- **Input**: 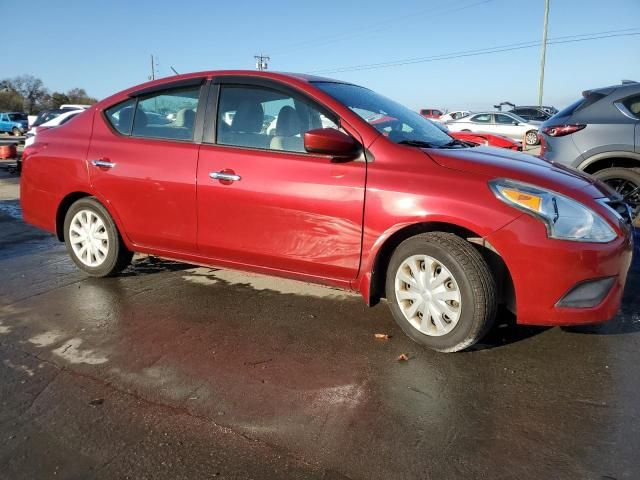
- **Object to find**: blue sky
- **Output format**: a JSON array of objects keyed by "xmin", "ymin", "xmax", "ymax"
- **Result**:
[{"xmin": 3, "ymin": 0, "xmax": 640, "ymax": 111}]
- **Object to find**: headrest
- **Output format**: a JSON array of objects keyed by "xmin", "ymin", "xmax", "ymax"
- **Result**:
[
  {"xmin": 175, "ymin": 108, "xmax": 196, "ymax": 128},
  {"xmin": 133, "ymin": 109, "xmax": 148, "ymax": 129},
  {"xmin": 231, "ymin": 101, "xmax": 264, "ymax": 133},
  {"xmin": 275, "ymin": 106, "xmax": 302, "ymax": 137}
]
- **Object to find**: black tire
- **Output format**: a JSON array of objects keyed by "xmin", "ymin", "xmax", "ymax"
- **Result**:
[
  {"xmin": 63, "ymin": 197, "xmax": 133, "ymax": 277},
  {"xmin": 593, "ymin": 167, "xmax": 640, "ymax": 227},
  {"xmin": 385, "ymin": 232, "xmax": 497, "ymax": 352},
  {"xmin": 12, "ymin": 127, "xmax": 21, "ymax": 137},
  {"xmin": 525, "ymin": 130, "xmax": 539, "ymax": 146}
]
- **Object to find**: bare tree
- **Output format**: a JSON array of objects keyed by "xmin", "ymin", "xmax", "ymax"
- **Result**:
[{"xmin": 9, "ymin": 75, "xmax": 49, "ymax": 113}]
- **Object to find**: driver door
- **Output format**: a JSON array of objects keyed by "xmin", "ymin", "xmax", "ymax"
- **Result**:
[{"xmin": 196, "ymin": 81, "xmax": 366, "ymax": 281}]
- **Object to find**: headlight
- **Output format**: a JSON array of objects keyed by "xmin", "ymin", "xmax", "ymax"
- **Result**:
[{"xmin": 489, "ymin": 179, "xmax": 617, "ymax": 243}]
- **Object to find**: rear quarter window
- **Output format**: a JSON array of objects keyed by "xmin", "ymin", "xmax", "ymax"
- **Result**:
[{"xmin": 105, "ymin": 98, "xmax": 136, "ymax": 135}]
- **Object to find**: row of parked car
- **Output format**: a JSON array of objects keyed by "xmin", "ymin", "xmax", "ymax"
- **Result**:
[
  {"xmin": 0, "ymin": 104, "xmax": 91, "ymax": 147},
  {"xmin": 419, "ymin": 105, "xmax": 557, "ymax": 148}
]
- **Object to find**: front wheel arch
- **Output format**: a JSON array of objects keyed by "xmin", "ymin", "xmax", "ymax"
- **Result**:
[{"xmin": 365, "ymin": 222, "xmax": 515, "ymax": 314}]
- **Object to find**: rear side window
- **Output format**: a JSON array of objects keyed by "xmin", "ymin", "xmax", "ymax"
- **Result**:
[
  {"xmin": 471, "ymin": 114, "xmax": 491, "ymax": 123},
  {"xmin": 556, "ymin": 92, "xmax": 605, "ymax": 118},
  {"xmin": 105, "ymin": 98, "xmax": 136, "ymax": 135},
  {"xmin": 132, "ymin": 87, "xmax": 200, "ymax": 141},
  {"xmin": 104, "ymin": 86, "xmax": 201, "ymax": 140}
]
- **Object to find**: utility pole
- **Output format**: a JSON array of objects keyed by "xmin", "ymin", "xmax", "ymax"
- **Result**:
[
  {"xmin": 150, "ymin": 54, "xmax": 155, "ymax": 80},
  {"xmin": 537, "ymin": 0, "xmax": 550, "ymax": 107},
  {"xmin": 254, "ymin": 54, "xmax": 270, "ymax": 71}
]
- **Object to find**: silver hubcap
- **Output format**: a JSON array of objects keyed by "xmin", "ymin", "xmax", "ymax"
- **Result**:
[
  {"xmin": 526, "ymin": 132, "xmax": 537, "ymax": 144},
  {"xmin": 69, "ymin": 209, "xmax": 109, "ymax": 267},
  {"xmin": 394, "ymin": 255, "xmax": 462, "ymax": 337}
]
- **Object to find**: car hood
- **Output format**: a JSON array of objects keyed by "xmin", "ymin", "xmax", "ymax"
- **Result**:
[{"xmin": 428, "ymin": 146, "xmax": 613, "ymax": 199}]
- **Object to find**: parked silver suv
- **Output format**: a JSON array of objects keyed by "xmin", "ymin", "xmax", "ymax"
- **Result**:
[{"xmin": 540, "ymin": 81, "xmax": 640, "ymax": 224}]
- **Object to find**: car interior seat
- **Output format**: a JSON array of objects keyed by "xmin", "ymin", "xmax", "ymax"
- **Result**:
[
  {"xmin": 219, "ymin": 100, "xmax": 268, "ymax": 148},
  {"xmin": 270, "ymin": 106, "xmax": 304, "ymax": 152}
]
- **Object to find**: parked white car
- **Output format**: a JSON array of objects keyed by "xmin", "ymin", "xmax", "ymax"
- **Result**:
[
  {"xmin": 25, "ymin": 110, "xmax": 82, "ymax": 146},
  {"xmin": 437, "ymin": 110, "xmax": 470, "ymax": 123},
  {"xmin": 447, "ymin": 111, "xmax": 542, "ymax": 145}
]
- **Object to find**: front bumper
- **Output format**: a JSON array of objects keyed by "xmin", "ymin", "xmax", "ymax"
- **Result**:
[{"xmin": 487, "ymin": 214, "xmax": 634, "ymax": 326}]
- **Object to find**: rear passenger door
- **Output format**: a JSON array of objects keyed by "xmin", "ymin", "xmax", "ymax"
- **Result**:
[
  {"xmin": 88, "ymin": 79, "xmax": 206, "ymax": 253},
  {"xmin": 196, "ymin": 79, "xmax": 366, "ymax": 281}
]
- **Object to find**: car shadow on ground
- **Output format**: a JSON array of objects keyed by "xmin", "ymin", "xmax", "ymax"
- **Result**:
[{"xmin": 119, "ymin": 255, "xmax": 195, "ymax": 276}]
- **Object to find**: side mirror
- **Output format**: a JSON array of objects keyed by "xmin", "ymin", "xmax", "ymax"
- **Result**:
[
  {"xmin": 513, "ymin": 121, "xmax": 520, "ymax": 126},
  {"xmin": 304, "ymin": 128, "xmax": 361, "ymax": 159}
]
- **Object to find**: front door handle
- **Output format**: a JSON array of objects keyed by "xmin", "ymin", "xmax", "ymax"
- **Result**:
[
  {"xmin": 91, "ymin": 159, "xmax": 116, "ymax": 168},
  {"xmin": 209, "ymin": 170, "xmax": 241, "ymax": 182}
]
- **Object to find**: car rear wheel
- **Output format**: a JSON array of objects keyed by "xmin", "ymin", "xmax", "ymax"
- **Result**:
[
  {"xmin": 593, "ymin": 167, "xmax": 640, "ymax": 227},
  {"xmin": 63, "ymin": 197, "xmax": 133, "ymax": 276},
  {"xmin": 385, "ymin": 232, "xmax": 497, "ymax": 352},
  {"xmin": 12, "ymin": 127, "xmax": 21, "ymax": 136},
  {"xmin": 525, "ymin": 130, "xmax": 539, "ymax": 146}
]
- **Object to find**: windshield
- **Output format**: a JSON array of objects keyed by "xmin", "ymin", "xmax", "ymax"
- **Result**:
[
  {"xmin": 314, "ymin": 82, "xmax": 453, "ymax": 147},
  {"xmin": 8, "ymin": 113, "xmax": 27, "ymax": 121}
]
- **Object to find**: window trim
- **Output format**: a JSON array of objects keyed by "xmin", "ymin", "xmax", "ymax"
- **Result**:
[
  {"xmin": 128, "ymin": 77, "xmax": 205, "ymax": 99},
  {"xmin": 203, "ymin": 77, "xmax": 345, "ymax": 156}
]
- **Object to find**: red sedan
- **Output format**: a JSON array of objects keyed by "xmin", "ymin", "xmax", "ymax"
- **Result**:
[
  {"xmin": 408, "ymin": 117, "xmax": 522, "ymax": 150},
  {"xmin": 20, "ymin": 71, "xmax": 634, "ymax": 352}
]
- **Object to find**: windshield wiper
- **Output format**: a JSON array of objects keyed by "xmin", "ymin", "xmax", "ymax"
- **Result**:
[
  {"xmin": 441, "ymin": 138, "xmax": 470, "ymax": 148},
  {"xmin": 397, "ymin": 139, "xmax": 438, "ymax": 148}
]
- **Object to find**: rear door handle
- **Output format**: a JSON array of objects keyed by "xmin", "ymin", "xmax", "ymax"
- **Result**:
[
  {"xmin": 209, "ymin": 171, "xmax": 241, "ymax": 182},
  {"xmin": 91, "ymin": 159, "xmax": 116, "ymax": 168}
]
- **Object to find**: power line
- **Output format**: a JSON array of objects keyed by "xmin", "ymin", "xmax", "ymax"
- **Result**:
[
  {"xmin": 309, "ymin": 28, "xmax": 640, "ymax": 75},
  {"xmin": 270, "ymin": 0, "xmax": 493, "ymax": 57}
]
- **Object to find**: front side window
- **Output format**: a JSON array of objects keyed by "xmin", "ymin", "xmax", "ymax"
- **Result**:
[
  {"xmin": 495, "ymin": 114, "xmax": 515, "ymax": 124},
  {"xmin": 132, "ymin": 86, "xmax": 200, "ymax": 140},
  {"xmin": 216, "ymin": 85, "xmax": 338, "ymax": 153},
  {"xmin": 315, "ymin": 82, "xmax": 452, "ymax": 147},
  {"xmin": 8, "ymin": 113, "xmax": 27, "ymax": 121},
  {"xmin": 471, "ymin": 114, "xmax": 491, "ymax": 123}
]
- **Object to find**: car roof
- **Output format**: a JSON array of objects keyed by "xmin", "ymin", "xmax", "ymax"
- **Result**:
[
  {"xmin": 96, "ymin": 70, "xmax": 353, "ymax": 108},
  {"xmin": 583, "ymin": 81, "xmax": 640, "ymax": 97}
]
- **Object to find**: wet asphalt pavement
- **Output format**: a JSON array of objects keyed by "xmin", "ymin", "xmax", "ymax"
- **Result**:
[{"xmin": 0, "ymin": 168, "xmax": 639, "ymax": 480}]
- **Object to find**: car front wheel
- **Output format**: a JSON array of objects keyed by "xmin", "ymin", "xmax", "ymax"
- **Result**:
[
  {"xmin": 525, "ymin": 130, "xmax": 539, "ymax": 146},
  {"xmin": 385, "ymin": 232, "xmax": 497, "ymax": 352},
  {"xmin": 12, "ymin": 127, "xmax": 21, "ymax": 136},
  {"xmin": 63, "ymin": 197, "xmax": 133, "ymax": 277}
]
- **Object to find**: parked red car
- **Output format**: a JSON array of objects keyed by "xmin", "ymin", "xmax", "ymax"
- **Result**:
[
  {"xmin": 419, "ymin": 108, "xmax": 443, "ymax": 119},
  {"xmin": 374, "ymin": 116, "xmax": 522, "ymax": 151},
  {"xmin": 20, "ymin": 71, "xmax": 634, "ymax": 352},
  {"xmin": 426, "ymin": 118, "xmax": 522, "ymax": 150},
  {"xmin": 450, "ymin": 131, "xmax": 521, "ymax": 150}
]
